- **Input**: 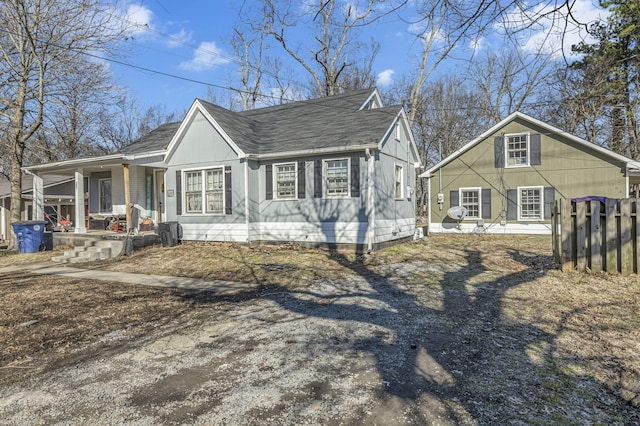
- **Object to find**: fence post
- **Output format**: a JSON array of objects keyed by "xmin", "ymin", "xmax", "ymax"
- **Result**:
[
  {"xmin": 605, "ymin": 199, "xmax": 618, "ymax": 274},
  {"xmin": 636, "ymin": 199, "xmax": 640, "ymax": 275},
  {"xmin": 590, "ymin": 199, "xmax": 603, "ymax": 273},
  {"xmin": 561, "ymin": 199, "xmax": 573, "ymax": 272},
  {"xmin": 553, "ymin": 200, "xmax": 561, "ymax": 265},
  {"xmin": 576, "ymin": 201, "xmax": 587, "ymax": 272},
  {"xmin": 621, "ymin": 198, "xmax": 632, "ymax": 276}
]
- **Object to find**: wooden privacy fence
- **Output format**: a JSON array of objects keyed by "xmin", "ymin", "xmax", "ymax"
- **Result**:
[{"xmin": 552, "ymin": 198, "xmax": 640, "ymax": 275}]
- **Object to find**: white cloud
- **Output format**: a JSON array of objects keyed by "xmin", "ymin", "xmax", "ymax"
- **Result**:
[
  {"xmin": 167, "ymin": 29, "xmax": 192, "ymax": 48},
  {"xmin": 496, "ymin": 0, "xmax": 609, "ymax": 58},
  {"xmin": 124, "ymin": 4, "xmax": 153, "ymax": 35},
  {"xmin": 377, "ymin": 69, "xmax": 395, "ymax": 87},
  {"xmin": 180, "ymin": 41, "xmax": 231, "ymax": 72}
]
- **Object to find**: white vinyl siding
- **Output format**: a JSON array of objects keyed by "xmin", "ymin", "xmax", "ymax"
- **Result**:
[{"xmin": 324, "ymin": 159, "xmax": 349, "ymax": 197}]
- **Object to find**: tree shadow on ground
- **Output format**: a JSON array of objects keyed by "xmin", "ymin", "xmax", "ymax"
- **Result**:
[{"xmin": 177, "ymin": 246, "xmax": 639, "ymax": 424}]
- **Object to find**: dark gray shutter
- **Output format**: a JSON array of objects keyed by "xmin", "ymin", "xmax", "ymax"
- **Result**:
[
  {"xmin": 494, "ymin": 136, "xmax": 504, "ymax": 168},
  {"xmin": 175, "ymin": 170, "xmax": 182, "ymax": 216},
  {"xmin": 482, "ymin": 188, "xmax": 491, "ymax": 219},
  {"xmin": 450, "ymin": 190, "xmax": 459, "ymax": 208},
  {"xmin": 224, "ymin": 166, "xmax": 232, "ymax": 215},
  {"xmin": 351, "ymin": 157, "xmax": 360, "ymax": 197},
  {"xmin": 530, "ymin": 134, "xmax": 541, "ymax": 166},
  {"xmin": 297, "ymin": 161, "xmax": 305, "ymax": 199},
  {"xmin": 544, "ymin": 187, "xmax": 555, "ymax": 219},
  {"xmin": 265, "ymin": 164, "xmax": 273, "ymax": 200},
  {"xmin": 314, "ymin": 160, "xmax": 322, "ymax": 198},
  {"xmin": 506, "ymin": 189, "xmax": 517, "ymax": 220}
]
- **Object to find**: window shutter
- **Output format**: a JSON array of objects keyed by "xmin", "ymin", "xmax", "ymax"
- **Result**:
[
  {"xmin": 506, "ymin": 189, "xmax": 517, "ymax": 220},
  {"xmin": 449, "ymin": 190, "xmax": 459, "ymax": 208},
  {"xmin": 225, "ymin": 166, "xmax": 232, "ymax": 215},
  {"xmin": 175, "ymin": 170, "xmax": 182, "ymax": 216},
  {"xmin": 494, "ymin": 136, "xmax": 504, "ymax": 168},
  {"xmin": 265, "ymin": 164, "xmax": 273, "ymax": 200},
  {"xmin": 544, "ymin": 187, "xmax": 555, "ymax": 219},
  {"xmin": 530, "ymin": 134, "xmax": 541, "ymax": 166},
  {"xmin": 482, "ymin": 188, "xmax": 491, "ymax": 219},
  {"xmin": 297, "ymin": 161, "xmax": 305, "ymax": 199},
  {"xmin": 314, "ymin": 160, "xmax": 322, "ymax": 198},
  {"xmin": 351, "ymin": 157, "xmax": 360, "ymax": 197}
]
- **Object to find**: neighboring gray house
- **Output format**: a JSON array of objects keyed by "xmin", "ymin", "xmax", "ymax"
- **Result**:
[
  {"xmin": 0, "ymin": 174, "xmax": 76, "ymax": 242},
  {"xmin": 24, "ymin": 88, "xmax": 422, "ymax": 250}
]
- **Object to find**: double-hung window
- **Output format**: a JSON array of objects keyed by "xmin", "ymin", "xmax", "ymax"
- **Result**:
[
  {"xmin": 275, "ymin": 163, "xmax": 296, "ymax": 199},
  {"xmin": 395, "ymin": 164, "xmax": 404, "ymax": 199},
  {"xmin": 184, "ymin": 167, "xmax": 224, "ymax": 214},
  {"xmin": 460, "ymin": 188, "xmax": 480, "ymax": 219},
  {"xmin": 518, "ymin": 186, "xmax": 543, "ymax": 220},
  {"xmin": 205, "ymin": 169, "xmax": 224, "ymax": 214},
  {"xmin": 506, "ymin": 133, "xmax": 529, "ymax": 167},
  {"xmin": 325, "ymin": 159, "xmax": 349, "ymax": 197}
]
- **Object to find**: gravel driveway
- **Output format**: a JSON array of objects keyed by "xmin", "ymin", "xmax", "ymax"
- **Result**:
[{"xmin": 0, "ymin": 241, "xmax": 638, "ymax": 425}]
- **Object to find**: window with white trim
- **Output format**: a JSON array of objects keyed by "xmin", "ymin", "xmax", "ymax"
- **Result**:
[
  {"xmin": 506, "ymin": 133, "xmax": 529, "ymax": 167},
  {"xmin": 395, "ymin": 164, "xmax": 404, "ymax": 199},
  {"xmin": 460, "ymin": 188, "xmax": 480, "ymax": 219},
  {"xmin": 324, "ymin": 159, "xmax": 349, "ymax": 197},
  {"xmin": 274, "ymin": 162, "xmax": 297, "ymax": 199},
  {"xmin": 518, "ymin": 186, "xmax": 542, "ymax": 220},
  {"xmin": 184, "ymin": 167, "xmax": 224, "ymax": 214}
]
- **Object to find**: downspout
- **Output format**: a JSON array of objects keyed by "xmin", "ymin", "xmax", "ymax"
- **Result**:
[
  {"xmin": 427, "ymin": 176, "xmax": 432, "ymax": 235},
  {"xmin": 1, "ymin": 198, "xmax": 5, "ymax": 241},
  {"xmin": 366, "ymin": 148, "xmax": 375, "ymax": 252},
  {"xmin": 244, "ymin": 160, "xmax": 250, "ymax": 242}
]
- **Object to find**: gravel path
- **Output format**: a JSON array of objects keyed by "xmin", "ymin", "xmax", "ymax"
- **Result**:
[{"xmin": 0, "ymin": 258, "xmax": 637, "ymax": 425}]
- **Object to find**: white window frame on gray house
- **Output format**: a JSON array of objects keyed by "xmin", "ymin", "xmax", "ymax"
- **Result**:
[
  {"xmin": 518, "ymin": 186, "xmax": 543, "ymax": 220},
  {"xmin": 505, "ymin": 133, "xmax": 530, "ymax": 167},
  {"xmin": 324, "ymin": 158, "xmax": 350, "ymax": 197},
  {"xmin": 395, "ymin": 164, "xmax": 404, "ymax": 199},
  {"xmin": 98, "ymin": 178, "xmax": 112, "ymax": 213},
  {"xmin": 183, "ymin": 166, "xmax": 225, "ymax": 215},
  {"xmin": 273, "ymin": 162, "xmax": 297, "ymax": 199},
  {"xmin": 459, "ymin": 187, "xmax": 481, "ymax": 219}
]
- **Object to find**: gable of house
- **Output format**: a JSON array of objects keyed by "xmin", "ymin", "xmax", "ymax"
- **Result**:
[{"xmin": 425, "ymin": 112, "xmax": 639, "ymax": 234}]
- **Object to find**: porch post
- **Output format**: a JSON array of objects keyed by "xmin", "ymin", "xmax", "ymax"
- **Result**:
[
  {"xmin": 123, "ymin": 163, "xmax": 131, "ymax": 232},
  {"xmin": 74, "ymin": 169, "xmax": 86, "ymax": 233},
  {"xmin": 32, "ymin": 173, "xmax": 44, "ymax": 221}
]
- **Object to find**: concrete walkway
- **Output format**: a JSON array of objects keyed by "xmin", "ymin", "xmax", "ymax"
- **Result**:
[{"xmin": 0, "ymin": 262, "xmax": 257, "ymax": 294}]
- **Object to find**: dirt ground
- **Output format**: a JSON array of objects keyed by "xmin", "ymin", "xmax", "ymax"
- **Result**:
[{"xmin": 0, "ymin": 235, "xmax": 639, "ymax": 425}]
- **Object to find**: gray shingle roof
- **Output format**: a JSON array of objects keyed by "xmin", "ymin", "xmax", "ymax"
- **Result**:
[
  {"xmin": 120, "ymin": 88, "xmax": 401, "ymax": 157},
  {"xmin": 120, "ymin": 121, "xmax": 182, "ymax": 155}
]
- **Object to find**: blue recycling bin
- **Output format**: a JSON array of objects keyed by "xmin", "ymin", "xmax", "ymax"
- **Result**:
[{"xmin": 11, "ymin": 221, "xmax": 47, "ymax": 253}]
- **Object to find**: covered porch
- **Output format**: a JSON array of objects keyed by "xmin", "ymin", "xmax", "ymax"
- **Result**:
[{"xmin": 24, "ymin": 154, "xmax": 168, "ymax": 235}]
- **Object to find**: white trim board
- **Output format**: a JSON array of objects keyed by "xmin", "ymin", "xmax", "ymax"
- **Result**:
[{"xmin": 428, "ymin": 221, "xmax": 552, "ymax": 235}]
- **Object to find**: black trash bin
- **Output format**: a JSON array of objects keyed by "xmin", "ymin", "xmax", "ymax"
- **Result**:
[
  {"xmin": 158, "ymin": 221, "xmax": 181, "ymax": 247},
  {"xmin": 43, "ymin": 231, "xmax": 54, "ymax": 251}
]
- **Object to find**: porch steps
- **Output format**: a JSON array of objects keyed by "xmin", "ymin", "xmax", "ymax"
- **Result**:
[{"xmin": 51, "ymin": 239, "xmax": 124, "ymax": 264}]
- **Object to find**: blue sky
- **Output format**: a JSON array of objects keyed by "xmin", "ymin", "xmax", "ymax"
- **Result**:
[{"xmin": 109, "ymin": 0, "xmax": 608, "ymax": 114}]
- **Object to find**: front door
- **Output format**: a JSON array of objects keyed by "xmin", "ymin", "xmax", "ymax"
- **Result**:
[{"xmin": 154, "ymin": 170, "xmax": 165, "ymax": 223}]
